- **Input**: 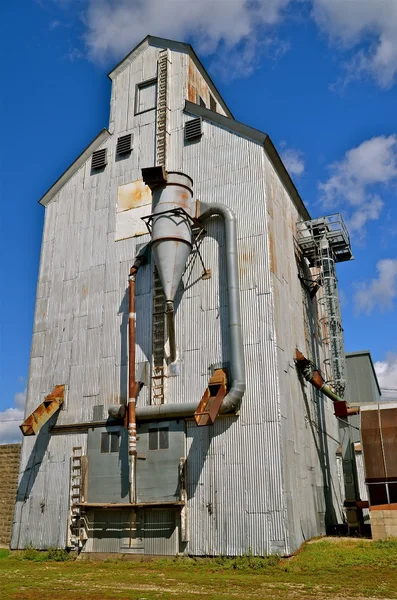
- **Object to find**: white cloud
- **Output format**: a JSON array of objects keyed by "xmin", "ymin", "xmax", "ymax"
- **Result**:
[
  {"xmin": 0, "ymin": 388, "xmax": 26, "ymax": 445},
  {"xmin": 81, "ymin": 0, "xmax": 291, "ymax": 73},
  {"xmin": 319, "ymin": 135, "xmax": 397, "ymax": 238},
  {"xmin": 280, "ymin": 146, "xmax": 305, "ymax": 176},
  {"xmin": 375, "ymin": 354, "xmax": 397, "ymax": 400},
  {"xmin": 311, "ymin": 0, "xmax": 397, "ymax": 89},
  {"xmin": 354, "ymin": 258, "xmax": 397, "ymax": 315}
]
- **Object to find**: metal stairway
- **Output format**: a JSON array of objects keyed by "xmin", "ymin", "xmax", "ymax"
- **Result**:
[
  {"xmin": 67, "ymin": 446, "xmax": 84, "ymax": 548},
  {"xmin": 296, "ymin": 214, "xmax": 353, "ymax": 397}
]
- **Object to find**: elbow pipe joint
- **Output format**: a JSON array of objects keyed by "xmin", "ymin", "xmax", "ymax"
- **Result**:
[{"xmin": 198, "ymin": 201, "xmax": 246, "ymax": 414}]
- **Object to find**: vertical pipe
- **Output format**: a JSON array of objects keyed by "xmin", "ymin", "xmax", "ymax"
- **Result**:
[
  {"xmin": 128, "ymin": 267, "xmax": 137, "ymax": 504},
  {"xmin": 166, "ymin": 301, "xmax": 176, "ymax": 363},
  {"xmin": 127, "ymin": 252, "xmax": 148, "ymax": 503}
]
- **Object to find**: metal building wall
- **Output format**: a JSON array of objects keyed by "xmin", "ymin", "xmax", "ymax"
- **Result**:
[
  {"xmin": 13, "ymin": 40, "xmax": 342, "ymax": 555},
  {"xmin": 263, "ymin": 156, "xmax": 344, "ymax": 550}
]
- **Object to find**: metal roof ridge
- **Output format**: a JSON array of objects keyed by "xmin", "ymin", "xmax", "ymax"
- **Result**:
[
  {"xmin": 39, "ymin": 128, "xmax": 111, "ymax": 207},
  {"xmin": 184, "ymin": 100, "xmax": 311, "ymax": 222}
]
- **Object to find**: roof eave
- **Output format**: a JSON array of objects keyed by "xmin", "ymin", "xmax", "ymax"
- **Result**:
[
  {"xmin": 39, "ymin": 128, "xmax": 111, "ymax": 207},
  {"xmin": 184, "ymin": 101, "xmax": 310, "ymax": 222}
]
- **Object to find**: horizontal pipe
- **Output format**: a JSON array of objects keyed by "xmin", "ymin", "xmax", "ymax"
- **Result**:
[{"xmin": 136, "ymin": 402, "xmax": 198, "ymax": 420}]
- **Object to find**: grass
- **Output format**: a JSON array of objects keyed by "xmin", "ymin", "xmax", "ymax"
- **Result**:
[{"xmin": 1, "ymin": 538, "xmax": 397, "ymax": 599}]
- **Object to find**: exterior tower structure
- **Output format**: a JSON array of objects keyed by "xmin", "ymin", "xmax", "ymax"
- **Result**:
[{"xmin": 13, "ymin": 36, "xmax": 351, "ymax": 555}]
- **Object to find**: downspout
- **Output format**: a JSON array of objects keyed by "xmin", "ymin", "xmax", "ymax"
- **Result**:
[
  {"xmin": 127, "ymin": 251, "xmax": 148, "ymax": 503},
  {"xmin": 134, "ymin": 201, "xmax": 246, "ymax": 420}
]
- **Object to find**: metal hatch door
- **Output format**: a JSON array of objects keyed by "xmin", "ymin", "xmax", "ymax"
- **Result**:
[
  {"xmin": 136, "ymin": 420, "xmax": 185, "ymax": 502},
  {"xmin": 87, "ymin": 426, "xmax": 129, "ymax": 503}
]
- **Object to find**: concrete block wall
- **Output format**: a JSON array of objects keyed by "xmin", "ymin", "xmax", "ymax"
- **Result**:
[
  {"xmin": 370, "ymin": 509, "xmax": 397, "ymax": 539},
  {"xmin": 0, "ymin": 444, "xmax": 21, "ymax": 545}
]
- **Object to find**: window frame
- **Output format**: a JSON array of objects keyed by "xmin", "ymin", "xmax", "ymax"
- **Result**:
[
  {"xmin": 148, "ymin": 426, "xmax": 169, "ymax": 451},
  {"xmin": 100, "ymin": 431, "xmax": 120, "ymax": 454},
  {"xmin": 134, "ymin": 78, "xmax": 158, "ymax": 115}
]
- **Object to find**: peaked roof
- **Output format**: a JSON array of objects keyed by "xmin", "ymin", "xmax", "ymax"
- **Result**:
[
  {"xmin": 107, "ymin": 35, "xmax": 233, "ymax": 119},
  {"xmin": 39, "ymin": 128, "xmax": 110, "ymax": 206}
]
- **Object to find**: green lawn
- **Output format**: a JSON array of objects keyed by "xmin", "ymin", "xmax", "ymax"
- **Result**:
[{"xmin": 1, "ymin": 539, "xmax": 397, "ymax": 599}]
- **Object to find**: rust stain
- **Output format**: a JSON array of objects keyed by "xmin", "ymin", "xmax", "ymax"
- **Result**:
[
  {"xmin": 188, "ymin": 58, "xmax": 196, "ymax": 102},
  {"xmin": 117, "ymin": 179, "xmax": 152, "ymax": 212},
  {"xmin": 20, "ymin": 385, "xmax": 65, "ymax": 436},
  {"xmin": 268, "ymin": 227, "xmax": 276, "ymax": 274},
  {"xmin": 238, "ymin": 247, "xmax": 254, "ymax": 275},
  {"xmin": 194, "ymin": 369, "xmax": 228, "ymax": 427}
]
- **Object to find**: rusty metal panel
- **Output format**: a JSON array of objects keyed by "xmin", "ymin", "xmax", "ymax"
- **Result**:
[
  {"xmin": 361, "ymin": 409, "xmax": 385, "ymax": 481},
  {"xmin": 379, "ymin": 408, "xmax": 397, "ymax": 479},
  {"xmin": 117, "ymin": 179, "xmax": 152, "ymax": 212}
]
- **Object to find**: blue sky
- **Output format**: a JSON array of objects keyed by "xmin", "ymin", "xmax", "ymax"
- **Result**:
[{"xmin": 1, "ymin": 0, "xmax": 397, "ymax": 441}]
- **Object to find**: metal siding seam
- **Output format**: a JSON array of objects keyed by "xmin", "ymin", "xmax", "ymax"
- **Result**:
[
  {"xmin": 135, "ymin": 293, "xmax": 152, "ymax": 364},
  {"xmin": 102, "ymin": 291, "xmax": 119, "ymax": 359},
  {"xmin": 99, "ymin": 356, "xmax": 117, "ymax": 406},
  {"xmin": 71, "ymin": 316, "xmax": 88, "ymax": 366},
  {"xmin": 92, "ymin": 208, "xmax": 108, "ymax": 267},
  {"xmin": 87, "ymin": 264, "xmax": 105, "ymax": 330},
  {"xmin": 143, "ymin": 509, "xmax": 179, "ymax": 555},
  {"xmin": 83, "ymin": 327, "xmax": 101, "ymax": 396},
  {"xmin": 239, "ymin": 344, "xmax": 263, "ymax": 426}
]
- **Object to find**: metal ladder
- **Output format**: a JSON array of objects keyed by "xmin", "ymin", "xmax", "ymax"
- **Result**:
[
  {"xmin": 317, "ymin": 239, "xmax": 346, "ymax": 397},
  {"xmin": 156, "ymin": 49, "xmax": 169, "ymax": 168},
  {"xmin": 150, "ymin": 49, "xmax": 170, "ymax": 405},
  {"xmin": 152, "ymin": 268, "xmax": 166, "ymax": 405},
  {"xmin": 67, "ymin": 446, "xmax": 83, "ymax": 548}
]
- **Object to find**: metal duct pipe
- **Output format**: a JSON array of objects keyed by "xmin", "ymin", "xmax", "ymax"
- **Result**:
[
  {"xmin": 198, "ymin": 202, "xmax": 246, "ymax": 413},
  {"xmin": 127, "ymin": 250, "xmax": 148, "ymax": 503},
  {"xmin": 134, "ymin": 201, "xmax": 246, "ymax": 421},
  {"xmin": 295, "ymin": 349, "xmax": 343, "ymax": 402}
]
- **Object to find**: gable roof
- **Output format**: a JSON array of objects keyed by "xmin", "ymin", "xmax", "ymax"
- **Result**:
[
  {"xmin": 39, "ymin": 128, "xmax": 111, "ymax": 207},
  {"xmin": 107, "ymin": 35, "xmax": 233, "ymax": 119},
  {"xmin": 184, "ymin": 101, "xmax": 311, "ymax": 222}
]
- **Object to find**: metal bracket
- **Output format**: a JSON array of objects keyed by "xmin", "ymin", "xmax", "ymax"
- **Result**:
[{"xmin": 141, "ymin": 207, "xmax": 210, "ymax": 278}]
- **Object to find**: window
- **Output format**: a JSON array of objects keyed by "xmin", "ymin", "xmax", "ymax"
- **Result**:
[
  {"xmin": 135, "ymin": 79, "xmax": 157, "ymax": 114},
  {"xmin": 148, "ymin": 427, "xmax": 169, "ymax": 451},
  {"xmin": 197, "ymin": 94, "xmax": 206, "ymax": 108},
  {"xmin": 101, "ymin": 432, "xmax": 120, "ymax": 453},
  {"xmin": 209, "ymin": 94, "xmax": 217, "ymax": 112}
]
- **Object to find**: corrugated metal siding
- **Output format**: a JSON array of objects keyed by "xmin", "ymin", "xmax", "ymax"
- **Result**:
[{"xmin": 15, "ymin": 42, "xmax": 342, "ymax": 556}]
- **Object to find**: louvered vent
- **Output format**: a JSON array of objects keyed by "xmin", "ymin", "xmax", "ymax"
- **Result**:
[
  {"xmin": 185, "ymin": 118, "xmax": 202, "ymax": 141},
  {"xmin": 116, "ymin": 134, "xmax": 133, "ymax": 155},
  {"xmin": 91, "ymin": 148, "xmax": 107, "ymax": 170}
]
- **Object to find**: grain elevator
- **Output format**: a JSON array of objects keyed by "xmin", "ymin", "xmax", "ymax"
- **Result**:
[{"xmin": 12, "ymin": 36, "xmax": 358, "ymax": 556}]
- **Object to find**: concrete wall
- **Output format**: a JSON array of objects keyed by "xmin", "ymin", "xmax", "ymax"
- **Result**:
[
  {"xmin": 370, "ymin": 509, "xmax": 397, "ymax": 540},
  {"xmin": 0, "ymin": 444, "xmax": 21, "ymax": 546}
]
